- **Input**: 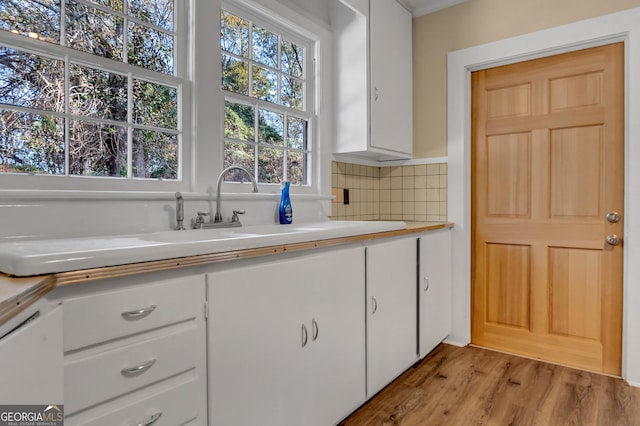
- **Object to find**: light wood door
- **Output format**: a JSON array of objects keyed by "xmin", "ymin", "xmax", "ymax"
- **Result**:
[{"xmin": 471, "ymin": 43, "xmax": 624, "ymax": 375}]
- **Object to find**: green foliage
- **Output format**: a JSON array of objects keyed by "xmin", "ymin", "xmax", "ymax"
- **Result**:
[
  {"xmin": 0, "ymin": 0, "xmax": 178, "ymax": 178},
  {"xmin": 221, "ymin": 10, "xmax": 308, "ymax": 185}
]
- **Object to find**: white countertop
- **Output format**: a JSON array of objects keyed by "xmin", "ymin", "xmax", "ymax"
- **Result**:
[{"xmin": 0, "ymin": 220, "xmax": 406, "ymax": 276}]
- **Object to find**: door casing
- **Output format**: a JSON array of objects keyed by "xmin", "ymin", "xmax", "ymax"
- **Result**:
[{"xmin": 446, "ymin": 7, "xmax": 640, "ymax": 385}]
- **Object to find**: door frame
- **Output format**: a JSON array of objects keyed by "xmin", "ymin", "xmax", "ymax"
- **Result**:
[{"xmin": 447, "ymin": 7, "xmax": 640, "ymax": 385}]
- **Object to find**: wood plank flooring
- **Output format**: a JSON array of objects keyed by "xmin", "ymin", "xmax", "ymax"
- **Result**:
[{"xmin": 340, "ymin": 344, "xmax": 640, "ymax": 426}]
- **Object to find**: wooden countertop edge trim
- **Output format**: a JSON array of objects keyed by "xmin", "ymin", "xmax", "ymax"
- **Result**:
[
  {"xmin": 0, "ymin": 222, "xmax": 453, "ymax": 325},
  {"xmin": 53, "ymin": 223, "xmax": 452, "ymax": 286},
  {"xmin": 0, "ymin": 276, "xmax": 56, "ymax": 328}
]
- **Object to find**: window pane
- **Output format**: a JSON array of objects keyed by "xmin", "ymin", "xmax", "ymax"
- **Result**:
[
  {"xmin": 70, "ymin": 63, "xmax": 127, "ymax": 121},
  {"xmin": 287, "ymin": 116, "xmax": 306, "ymax": 149},
  {"xmin": 252, "ymin": 26, "xmax": 277, "ymax": 68},
  {"xmin": 252, "ymin": 65, "xmax": 277, "ymax": 103},
  {"xmin": 223, "ymin": 141, "xmax": 255, "ymax": 181},
  {"xmin": 132, "ymin": 129, "xmax": 177, "ymax": 179},
  {"xmin": 221, "ymin": 11, "xmax": 248, "ymax": 57},
  {"xmin": 281, "ymin": 75, "xmax": 303, "ymax": 110},
  {"xmin": 133, "ymin": 79, "xmax": 177, "ymax": 129},
  {"xmin": 86, "ymin": 0, "xmax": 123, "ymax": 11},
  {"xmin": 257, "ymin": 146, "xmax": 282, "ymax": 184},
  {"xmin": 128, "ymin": 22, "xmax": 174, "ymax": 74},
  {"xmin": 1, "ymin": 47, "xmax": 65, "ymax": 112},
  {"xmin": 258, "ymin": 109, "xmax": 283, "ymax": 146},
  {"xmin": 225, "ymin": 102, "xmax": 254, "ymax": 141},
  {"xmin": 69, "ymin": 120, "xmax": 127, "ymax": 176},
  {"xmin": 130, "ymin": 0, "xmax": 173, "ymax": 32},
  {"xmin": 66, "ymin": 2, "xmax": 124, "ymax": 61},
  {"xmin": 222, "ymin": 55, "xmax": 249, "ymax": 95},
  {"xmin": 0, "ymin": 0, "xmax": 60, "ymax": 43},
  {"xmin": 287, "ymin": 150, "xmax": 306, "ymax": 185},
  {"xmin": 0, "ymin": 109, "xmax": 64, "ymax": 174},
  {"xmin": 281, "ymin": 40, "xmax": 303, "ymax": 77}
]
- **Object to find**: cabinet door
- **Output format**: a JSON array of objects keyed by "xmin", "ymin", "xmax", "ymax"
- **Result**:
[
  {"xmin": 0, "ymin": 301, "xmax": 63, "ymax": 404},
  {"xmin": 366, "ymin": 237, "xmax": 417, "ymax": 396},
  {"xmin": 207, "ymin": 247, "xmax": 366, "ymax": 426},
  {"xmin": 208, "ymin": 259, "xmax": 308, "ymax": 426},
  {"xmin": 369, "ymin": 0, "xmax": 412, "ymax": 156},
  {"xmin": 419, "ymin": 229, "xmax": 452, "ymax": 358},
  {"xmin": 306, "ymin": 247, "xmax": 366, "ymax": 426}
]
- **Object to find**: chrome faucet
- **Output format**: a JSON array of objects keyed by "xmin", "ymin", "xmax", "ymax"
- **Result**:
[
  {"xmin": 214, "ymin": 165, "xmax": 258, "ymax": 223},
  {"xmin": 174, "ymin": 192, "xmax": 185, "ymax": 230}
]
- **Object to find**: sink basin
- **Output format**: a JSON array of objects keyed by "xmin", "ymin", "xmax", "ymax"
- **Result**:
[
  {"xmin": 0, "ymin": 220, "xmax": 406, "ymax": 276},
  {"xmin": 142, "ymin": 229, "xmax": 262, "ymax": 243}
]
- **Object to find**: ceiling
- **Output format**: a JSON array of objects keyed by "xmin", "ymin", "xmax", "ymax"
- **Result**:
[
  {"xmin": 400, "ymin": 0, "xmax": 467, "ymax": 16},
  {"xmin": 277, "ymin": 0, "xmax": 466, "ymax": 26}
]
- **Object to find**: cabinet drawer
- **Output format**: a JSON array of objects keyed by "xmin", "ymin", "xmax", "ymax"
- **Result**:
[
  {"xmin": 65, "ymin": 374, "xmax": 201, "ymax": 426},
  {"xmin": 65, "ymin": 324, "xmax": 199, "ymax": 415},
  {"xmin": 63, "ymin": 275, "xmax": 204, "ymax": 351}
]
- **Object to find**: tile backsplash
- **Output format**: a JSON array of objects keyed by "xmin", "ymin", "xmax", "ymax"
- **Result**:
[{"xmin": 331, "ymin": 162, "xmax": 448, "ymax": 222}]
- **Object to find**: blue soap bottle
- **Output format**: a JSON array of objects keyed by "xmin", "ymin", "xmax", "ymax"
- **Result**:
[{"xmin": 279, "ymin": 181, "xmax": 293, "ymax": 224}]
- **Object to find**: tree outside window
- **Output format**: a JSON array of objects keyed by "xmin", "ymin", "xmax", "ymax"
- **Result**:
[
  {"xmin": 0, "ymin": 0, "xmax": 181, "ymax": 179},
  {"xmin": 221, "ymin": 9, "xmax": 311, "ymax": 186}
]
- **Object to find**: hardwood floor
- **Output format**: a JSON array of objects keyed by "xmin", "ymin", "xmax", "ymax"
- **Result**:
[{"xmin": 340, "ymin": 344, "xmax": 640, "ymax": 426}]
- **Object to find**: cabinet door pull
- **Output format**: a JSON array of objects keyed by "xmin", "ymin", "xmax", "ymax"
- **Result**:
[
  {"xmin": 121, "ymin": 305, "xmax": 157, "ymax": 320},
  {"xmin": 121, "ymin": 359, "xmax": 156, "ymax": 377},
  {"xmin": 135, "ymin": 412, "xmax": 162, "ymax": 426},
  {"xmin": 424, "ymin": 277, "xmax": 430, "ymax": 292},
  {"xmin": 301, "ymin": 324, "xmax": 308, "ymax": 348},
  {"xmin": 372, "ymin": 296, "xmax": 378, "ymax": 314},
  {"xmin": 312, "ymin": 318, "xmax": 319, "ymax": 341}
]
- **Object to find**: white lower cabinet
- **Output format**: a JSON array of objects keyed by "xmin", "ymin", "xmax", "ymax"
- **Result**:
[
  {"xmin": 207, "ymin": 247, "xmax": 366, "ymax": 426},
  {"xmin": 55, "ymin": 273, "xmax": 208, "ymax": 425},
  {"xmin": 419, "ymin": 228, "xmax": 452, "ymax": 358},
  {"xmin": 365, "ymin": 237, "xmax": 418, "ymax": 397},
  {"xmin": 0, "ymin": 228, "xmax": 452, "ymax": 425},
  {"xmin": 0, "ymin": 298, "xmax": 63, "ymax": 405}
]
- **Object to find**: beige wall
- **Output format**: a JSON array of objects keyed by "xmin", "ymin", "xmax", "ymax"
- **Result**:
[{"xmin": 413, "ymin": 0, "xmax": 640, "ymax": 158}]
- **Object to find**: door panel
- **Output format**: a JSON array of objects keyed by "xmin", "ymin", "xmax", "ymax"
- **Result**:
[
  {"xmin": 486, "ymin": 133, "xmax": 532, "ymax": 217},
  {"xmin": 550, "ymin": 126, "xmax": 602, "ymax": 218},
  {"xmin": 471, "ymin": 43, "xmax": 624, "ymax": 375},
  {"xmin": 485, "ymin": 243, "xmax": 531, "ymax": 329},
  {"xmin": 548, "ymin": 247, "xmax": 602, "ymax": 340}
]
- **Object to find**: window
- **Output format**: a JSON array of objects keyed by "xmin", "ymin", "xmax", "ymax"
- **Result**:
[
  {"xmin": 221, "ymin": 8, "xmax": 312, "ymax": 186},
  {"xmin": 0, "ymin": 0, "xmax": 183, "ymax": 180}
]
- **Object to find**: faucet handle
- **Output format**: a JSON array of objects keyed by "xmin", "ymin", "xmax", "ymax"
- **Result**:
[
  {"xmin": 231, "ymin": 209, "xmax": 246, "ymax": 222},
  {"xmin": 196, "ymin": 211, "xmax": 210, "ymax": 224}
]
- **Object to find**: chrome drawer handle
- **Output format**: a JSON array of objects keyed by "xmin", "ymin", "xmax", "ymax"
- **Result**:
[
  {"xmin": 301, "ymin": 324, "xmax": 308, "ymax": 348},
  {"xmin": 312, "ymin": 318, "xmax": 319, "ymax": 342},
  {"xmin": 372, "ymin": 296, "xmax": 378, "ymax": 314},
  {"xmin": 121, "ymin": 359, "xmax": 156, "ymax": 377},
  {"xmin": 136, "ymin": 412, "xmax": 162, "ymax": 426},
  {"xmin": 122, "ymin": 305, "xmax": 157, "ymax": 320}
]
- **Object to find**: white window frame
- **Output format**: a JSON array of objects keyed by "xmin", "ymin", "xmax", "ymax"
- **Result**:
[
  {"xmin": 0, "ymin": 0, "xmax": 332, "ymax": 198},
  {"xmin": 221, "ymin": 1, "xmax": 315, "ymax": 188},
  {"xmin": 0, "ymin": 0, "xmax": 191, "ymax": 192}
]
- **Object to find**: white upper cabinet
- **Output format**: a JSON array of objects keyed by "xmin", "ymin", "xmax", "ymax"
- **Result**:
[{"xmin": 331, "ymin": 0, "xmax": 413, "ymax": 160}]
